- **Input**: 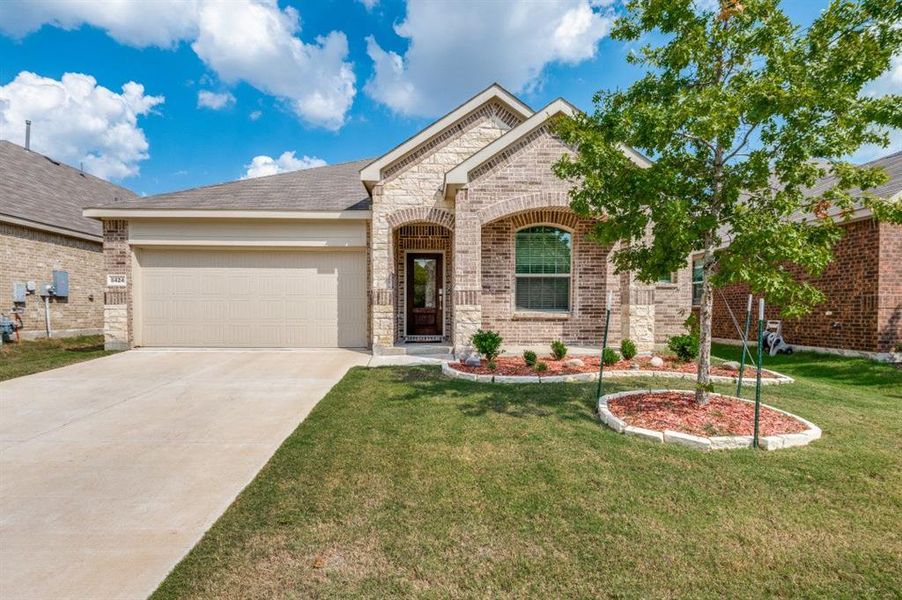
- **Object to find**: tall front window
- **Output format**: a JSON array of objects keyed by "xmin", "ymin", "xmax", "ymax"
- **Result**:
[
  {"xmin": 692, "ymin": 258, "xmax": 704, "ymax": 305},
  {"xmin": 515, "ymin": 226, "xmax": 572, "ymax": 311}
]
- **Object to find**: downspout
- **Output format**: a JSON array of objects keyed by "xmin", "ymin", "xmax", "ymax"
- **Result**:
[{"xmin": 44, "ymin": 295, "xmax": 52, "ymax": 338}]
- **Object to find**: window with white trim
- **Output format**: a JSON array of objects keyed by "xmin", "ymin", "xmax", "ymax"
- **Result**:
[
  {"xmin": 515, "ymin": 226, "xmax": 572, "ymax": 311},
  {"xmin": 692, "ymin": 259, "xmax": 704, "ymax": 305}
]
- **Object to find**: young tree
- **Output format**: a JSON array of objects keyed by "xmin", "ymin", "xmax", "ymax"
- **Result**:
[{"xmin": 554, "ymin": 0, "xmax": 901, "ymax": 404}]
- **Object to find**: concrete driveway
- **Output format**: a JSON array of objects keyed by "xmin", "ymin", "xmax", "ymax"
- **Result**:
[{"xmin": 0, "ymin": 349, "xmax": 370, "ymax": 600}]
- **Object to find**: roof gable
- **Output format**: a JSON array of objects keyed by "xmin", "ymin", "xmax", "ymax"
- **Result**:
[
  {"xmin": 443, "ymin": 98, "xmax": 651, "ymax": 197},
  {"xmin": 359, "ymin": 83, "xmax": 534, "ymax": 187}
]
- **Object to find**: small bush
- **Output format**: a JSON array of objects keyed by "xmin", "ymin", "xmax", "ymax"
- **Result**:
[
  {"xmin": 535, "ymin": 361, "xmax": 548, "ymax": 373},
  {"xmin": 523, "ymin": 350, "xmax": 537, "ymax": 367},
  {"xmin": 487, "ymin": 360, "xmax": 497, "ymax": 372},
  {"xmin": 620, "ymin": 339, "xmax": 637, "ymax": 360},
  {"xmin": 668, "ymin": 334, "xmax": 699, "ymax": 362},
  {"xmin": 602, "ymin": 347, "xmax": 620, "ymax": 366},
  {"xmin": 550, "ymin": 340, "xmax": 568, "ymax": 360},
  {"xmin": 471, "ymin": 329, "xmax": 503, "ymax": 361}
]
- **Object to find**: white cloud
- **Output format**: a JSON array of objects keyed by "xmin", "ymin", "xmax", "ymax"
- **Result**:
[
  {"xmin": 358, "ymin": 0, "xmax": 379, "ymax": 10},
  {"xmin": 852, "ymin": 53, "xmax": 902, "ymax": 163},
  {"xmin": 192, "ymin": 0, "xmax": 354, "ymax": 129},
  {"xmin": 197, "ymin": 89, "xmax": 235, "ymax": 110},
  {"xmin": 0, "ymin": 71, "xmax": 163, "ymax": 180},
  {"xmin": 242, "ymin": 151, "xmax": 326, "ymax": 179},
  {"xmin": 365, "ymin": 0, "xmax": 613, "ymax": 117},
  {"xmin": 0, "ymin": 0, "xmax": 355, "ymax": 129},
  {"xmin": 249, "ymin": 110, "xmax": 262, "ymax": 121},
  {"xmin": 0, "ymin": 0, "xmax": 199, "ymax": 47}
]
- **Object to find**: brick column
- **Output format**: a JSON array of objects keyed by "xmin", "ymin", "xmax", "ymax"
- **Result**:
[
  {"xmin": 453, "ymin": 192, "xmax": 482, "ymax": 356},
  {"xmin": 102, "ymin": 219, "xmax": 132, "ymax": 351},
  {"xmin": 621, "ymin": 272, "xmax": 656, "ymax": 353},
  {"xmin": 369, "ymin": 185, "xmax": 395, "ymax": 351}
]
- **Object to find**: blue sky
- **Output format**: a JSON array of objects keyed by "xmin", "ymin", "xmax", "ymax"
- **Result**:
[{"xmin": 0, "ymin": 0, "xmax": 894, "ymax": 196}]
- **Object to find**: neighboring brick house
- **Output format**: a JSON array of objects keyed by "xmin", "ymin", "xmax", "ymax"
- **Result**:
[
  {"xmin": 86, "ymin": 85, "xmax": 695, "ymax": 355},
  {"xmin": 696, "ymin": 151, "xmax": 902, "ymax": 359},
  {"xmin": 1, "ymin": 140, "xmax": 135, "ymax": 340}
]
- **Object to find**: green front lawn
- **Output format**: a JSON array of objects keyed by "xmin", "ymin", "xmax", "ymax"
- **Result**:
[
  {"xmin": 154, "ymin": 345, "xmax": 902, "ymax": 598},
  {"xmin": 0, "ymin": 335, "xmax": 118, "ymax": 382}
]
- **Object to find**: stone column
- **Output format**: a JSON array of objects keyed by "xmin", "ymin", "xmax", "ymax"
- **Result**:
[
  {"xmin": 102, "ymin": 219, "xmax": 132, "ymax": 351},
  {"xmin": 369, "ymin": 185, "xmax": 396, "ymax": 352},
  {"xmin": 452, "ymin": 191, "xmax": 482, "ymax": 357},
  {"xmin": 621, "ymin": 272, "xmax": 656, "ymax": 354}
]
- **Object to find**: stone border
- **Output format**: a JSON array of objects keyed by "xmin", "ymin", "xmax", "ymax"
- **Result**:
[
  {"xmin": 441, "ymin": 362, "xmax": 793, "ymax": 385},
  {"xmin": 597, "ymin": 389, "xmax": 821, "ymax": 451}
]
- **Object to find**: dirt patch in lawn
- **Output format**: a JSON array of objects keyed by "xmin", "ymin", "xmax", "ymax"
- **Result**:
[
  {"xmin": 608, "ymin": 391, "xmax": 807, "ymax": 437},
  {"xmin": 450, "ymin": 355, "xmax": 774, "ymax": 378}
]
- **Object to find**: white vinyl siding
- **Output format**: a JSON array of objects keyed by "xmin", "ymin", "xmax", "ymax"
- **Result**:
[{"xmin": 135, "ymin": 248, "xmax": 366, "ymax": 348}]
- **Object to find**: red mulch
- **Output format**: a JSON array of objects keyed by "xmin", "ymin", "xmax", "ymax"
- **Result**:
[
  {"xmin": 449, "ymin": 355, "xmax": 774, "ymax": 378},
  {"xmin": 608, "ymin": 391, "xmax": 807, "ymax": 437}
]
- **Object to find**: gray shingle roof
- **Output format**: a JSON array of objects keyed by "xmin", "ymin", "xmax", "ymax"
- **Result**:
[
  {"xmin": 0, "ymin": 140, "xmax": 135, "ymax": 238},
  {"xmin": 91, "ymin": 158, "xmax": 373, "ymax": 212},
  {"xmin": 806, "ymin": 150, "xmax": 902, "ymax": 201}
]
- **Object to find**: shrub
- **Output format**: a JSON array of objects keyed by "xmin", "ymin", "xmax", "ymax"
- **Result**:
[
  {"xmin": 471, "ymin": 329, "xmax": 503, "ymax": 361},
  {"xmin": 550, "ymin": 340, "xmax": 568, "ymax": 360},
  {"xmin": 535, "ymin": 361, "xmax": 548, "ymax": 373},
  {"xmin": 602, "ymin": 347, "xmax": 620, "ymax": 366},
  {"xmin": 523, "ymin": 350, "xmax": 537, "ymax": 367},
  {"xmin": 668, "ymin": 334, "xmax": 699, "ymax": 362},
  {"xmin": 620, "ymin": 338, "xmax": 637, "ymax": 360}
]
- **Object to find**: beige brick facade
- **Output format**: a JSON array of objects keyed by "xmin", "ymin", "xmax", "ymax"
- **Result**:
[
  {"xmin": 370, "ymin": 101, "xmax": 523, "ymax": 348},
  {"xmin": 0, "ymin": 222, "xmax": 103, "ymax": 339}
]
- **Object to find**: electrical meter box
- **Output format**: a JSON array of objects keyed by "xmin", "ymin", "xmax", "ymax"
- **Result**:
[{"xmin": 52, "ymin": 270, "xmax": 69, "ymax": 297}]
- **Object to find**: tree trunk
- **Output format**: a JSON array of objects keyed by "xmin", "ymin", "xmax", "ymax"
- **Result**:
[{"xmin": 695, "ymin": 256, "xmax": 714, "ymax": 405}]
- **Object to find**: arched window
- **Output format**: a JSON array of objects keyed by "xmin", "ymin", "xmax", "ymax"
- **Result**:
[{"xmin": 515, "ymin": 226, "xmax": 572, "ymax": 311}]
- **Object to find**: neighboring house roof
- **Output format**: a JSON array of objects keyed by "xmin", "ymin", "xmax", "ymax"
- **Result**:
[
  {"xmin": 359, "ymin": 83, "xmax": 534, "ymax": 187},
  {"xmin": 443, "ymin": 98, "xmax": 651, "ymax": 197},
  {"xmin": 0, "ymin": 140, "xmax": 135, "ymax": 241},
  {"xmin": 87, "ymin": 158, "xmax": 373, "ymax": 214}
]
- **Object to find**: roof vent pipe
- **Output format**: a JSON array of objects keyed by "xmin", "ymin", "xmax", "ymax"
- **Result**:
[{"xmin": 25, "ymin": 120, "xmax": 31, "ymax": 151}]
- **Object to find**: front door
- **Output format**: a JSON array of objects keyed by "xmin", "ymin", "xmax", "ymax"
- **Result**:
[{"xmin": 406, "ymin": 253, "xmax": 443, "ymax": 338}]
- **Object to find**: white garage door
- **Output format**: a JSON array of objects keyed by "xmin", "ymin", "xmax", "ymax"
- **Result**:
[{"xmin": 137, "ymin": 249, "xmax": 367, "ymax": 348}]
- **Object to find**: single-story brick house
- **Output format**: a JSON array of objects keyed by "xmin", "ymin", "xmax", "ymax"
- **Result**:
[
  {"xmin": 1, "ymin": 139, "xmax": 135, "ymax": 339},
  {"xmin": 83, "ymin": 83, "xmax": 899, "ymax": 359},
  {"xmin": 699, "ymin": 151, "xmax": 902, "ymax": 360},
  {"xmin": 86, "ymin": 84, "xmax": 695, "ymax": 354}
]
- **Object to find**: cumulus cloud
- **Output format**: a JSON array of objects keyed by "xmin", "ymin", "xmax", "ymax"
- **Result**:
[
  {"xmin": 358, "ymin": 0, "xmax": 379, "ymax": 10},
  {"xmin": 0, "ymin": 0, "xmax": 355, "ymax": 129},
  {"xmin": 0, "ymin": 71, "xmax": 163, "ymax": 180},
  {"xmin": 197, "ymin": 89, "xmax": 235, "ymax": 110},
  {"xmin": 852, "ymin": 53, "xmax": 902, "ymax": 163},
  {"xmin": 365, "ymin": 0, "xmax": 613, "ymax": 117},
  {"xmin": 242, "ymin": 151, "xmax": 327, "ymax": 179}
]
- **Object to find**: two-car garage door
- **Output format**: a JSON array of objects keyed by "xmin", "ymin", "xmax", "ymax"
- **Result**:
[{"xmin": 136, "ymin": 248, "xmax": 366, "ymax": 348}]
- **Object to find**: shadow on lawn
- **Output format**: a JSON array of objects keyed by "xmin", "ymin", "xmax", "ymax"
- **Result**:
[{"xmin": 386, "ymin": 366, "xmax": 599, "ymax": 422}]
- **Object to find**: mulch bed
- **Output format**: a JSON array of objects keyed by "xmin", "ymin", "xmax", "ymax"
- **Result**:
[
  {"xmin": 450, "ymin": 355, "xmax": 774, "ymax": 378},
  {"xmin": 608, "ymin": 391, "xmax": 807, "ymax": 437}
]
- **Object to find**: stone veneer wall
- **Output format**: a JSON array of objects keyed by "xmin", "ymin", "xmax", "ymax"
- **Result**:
[
  {"xmin": 370, "ymin": 102, "xmax": 523, "ymax": 348},
  {"xmin": 394, "ymin": 223, "xmax": 453, "ymax": 342},
  {"xmin": 0, "ymin": 222, "xmax": 103, "ymax": 338},
  {"xmin": 481, "ymin": 209, "xmax": 615, "ymax": 346},
  {"xmin": 708, "ymin": 218, "xmax": 901, "ymax": 353},
  {"xmin": 102, "ymin": 219, "xmax": 132, "ymax": 350}
]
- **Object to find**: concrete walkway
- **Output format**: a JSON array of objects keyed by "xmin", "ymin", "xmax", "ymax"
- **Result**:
[{"xmin": 0, "ymin": 349, "xmax": 369, "ymax": 600}]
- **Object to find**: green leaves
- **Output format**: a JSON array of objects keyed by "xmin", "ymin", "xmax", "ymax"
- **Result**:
[{"xmin": 553, "ymin": 0, "xmax": 901, "ymax": 307}]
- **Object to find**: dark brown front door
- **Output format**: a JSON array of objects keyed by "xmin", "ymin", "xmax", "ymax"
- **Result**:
[{"xmin": 406, "ymin": 253, "xmax": 443, "ymax": 338}]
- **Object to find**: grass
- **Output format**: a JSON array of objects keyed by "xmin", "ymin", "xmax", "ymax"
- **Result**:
[
  {"xmin": 0, "ymin": 335, "xmax": 118, "ymax": 381},
  {"xmin": 153, "ymin": 344, "xmax": 901, "ymax": 599}
]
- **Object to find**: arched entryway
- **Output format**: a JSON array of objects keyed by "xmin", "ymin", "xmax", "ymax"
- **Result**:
[{"xmin": 393, "ymin": 222, "xmax": 454, "ymax": 343}]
